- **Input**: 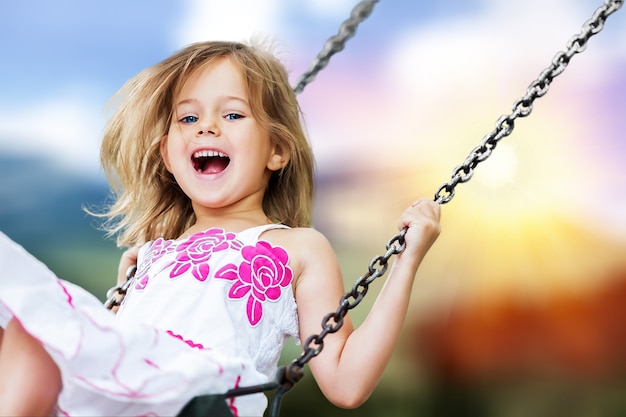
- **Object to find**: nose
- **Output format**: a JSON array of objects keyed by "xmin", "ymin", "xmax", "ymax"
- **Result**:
[{"xmin": 196, "ymin": 119, "xmax": 220, "ymax": 137}]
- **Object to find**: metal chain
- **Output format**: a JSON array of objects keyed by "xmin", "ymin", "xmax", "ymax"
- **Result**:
[
  {"xmin": 286, "ymin": 0, "xmax": 623, "ymax": 375},
  {"xmin": 433, "ymin": 0, "xmax": 623, "ymax": 205},
  {"xmin": 292, "ymin": 0, "xmax": 379, "ymax": 95}
]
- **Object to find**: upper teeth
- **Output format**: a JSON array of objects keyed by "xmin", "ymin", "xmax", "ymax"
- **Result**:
[{"xmin": 193, "ymin": 150, "xmax": 228, "ymax": 158}]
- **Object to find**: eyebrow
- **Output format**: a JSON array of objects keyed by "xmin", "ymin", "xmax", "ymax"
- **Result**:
[{"xmin": 175, "ymin": 95, "xmax": 249, "ymax": 107}]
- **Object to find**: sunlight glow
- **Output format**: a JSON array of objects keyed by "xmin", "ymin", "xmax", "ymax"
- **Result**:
[{"xmin": 475, "ymin": 142, "xmax": 518, "ymax": 189}]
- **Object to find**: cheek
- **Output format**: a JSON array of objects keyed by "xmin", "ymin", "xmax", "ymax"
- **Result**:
[{"xmin": 160, "ymin": 137, "xmax": 175, "ymax": 173}]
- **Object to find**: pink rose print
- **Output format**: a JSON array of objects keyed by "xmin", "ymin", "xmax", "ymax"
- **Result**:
[
  {"xmin": 134, "ymin": 238, "xmax": 175, "ymax": 291},
  {"xmin": 215, "ymin": 241, "xmax": 293, "ymax": 326},
  {"xmin": 170, "ymin": 229, "xmax": 243, "ymax": 282}
]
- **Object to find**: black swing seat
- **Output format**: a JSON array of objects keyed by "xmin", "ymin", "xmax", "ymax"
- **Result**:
[
  {"xmin": 177, "ymin": 364, "xmax": 304, "ymax": 417},
  {"xmin": 177, "ymin": 394, "xmax": 232, "ymax": 417}
]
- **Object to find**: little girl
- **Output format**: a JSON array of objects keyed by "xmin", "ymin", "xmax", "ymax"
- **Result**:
[{"xmin": 0, "ymin": 41, "xmax": 441, "ymax": 416}]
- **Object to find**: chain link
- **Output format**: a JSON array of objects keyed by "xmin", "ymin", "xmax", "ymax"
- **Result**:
[
  {"xmin": 292, "ymin": 0, "xmax": 379, "ymax": 95},
  {"xmin": 434, "ymin": 0, "xmax": 623, "ymax": 205},
  {"xmin": 104, "ymin": 265, "xmax": 136, "ymax": 310}
]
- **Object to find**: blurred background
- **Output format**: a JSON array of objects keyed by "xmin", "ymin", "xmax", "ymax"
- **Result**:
[{"xmin": 1, "ymin": 0, "xmax": 625, "ymax": 416}]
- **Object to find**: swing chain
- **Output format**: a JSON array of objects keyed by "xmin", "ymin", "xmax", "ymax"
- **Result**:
[
  {"xmin": 433, "ymin": 0, "xmax": 623, "ymax": 205},
  {"xmin": 292, "ymin": 228, "xmax": 407, "ymax": 368},
  {"xmin": 292, "ymin": 0, "xmax": 379, "ymax": 95}
]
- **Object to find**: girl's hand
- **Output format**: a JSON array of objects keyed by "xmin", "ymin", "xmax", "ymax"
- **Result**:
[
  {"xmin": 109, "ymin": 245, "xmax": 140, "ymax": 313},
  {"xmin": 397, "ymin": 198, "xmax": 441, "ymax": 260},
  {"xmin": 117, "ymin": 246, "xmax": 140, "ymax": 287}
]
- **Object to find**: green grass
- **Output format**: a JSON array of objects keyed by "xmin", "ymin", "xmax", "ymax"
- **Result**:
[{"xmin": 34, "ymin": 244, "xmax": 124, "ymax": 301}]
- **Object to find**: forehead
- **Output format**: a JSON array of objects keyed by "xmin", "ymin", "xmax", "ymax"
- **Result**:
[{"xmin": 177, "ymin": 57, "xmax": 249, "ymax": 99}]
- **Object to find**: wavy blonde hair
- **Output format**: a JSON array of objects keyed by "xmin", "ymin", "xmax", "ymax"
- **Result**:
[{"xmin": 96, "ymin": 41, "xmax": 314, "ymax": 247}]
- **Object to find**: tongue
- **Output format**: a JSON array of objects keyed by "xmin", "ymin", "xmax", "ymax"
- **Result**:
[{"xmin": 202, "ymin": 157, "xmax": 229, "ymax": 174}]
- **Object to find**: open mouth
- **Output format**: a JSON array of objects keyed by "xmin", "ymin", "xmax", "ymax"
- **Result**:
[{"xmin": 192, "ymin": 150, "xmax": 231, "ymax": 174}]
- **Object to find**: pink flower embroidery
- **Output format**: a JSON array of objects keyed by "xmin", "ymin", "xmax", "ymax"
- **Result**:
[
  {"xmin": 169, "ymin": 229, "xmax": 243, "ymax": 282},
  {"xmin": 134, "ymin": 238, "xmax": 175, "ymax": 291},
  {"xmin": 215, "ymin": 241, "xmax": 293, "ymax": 326}
]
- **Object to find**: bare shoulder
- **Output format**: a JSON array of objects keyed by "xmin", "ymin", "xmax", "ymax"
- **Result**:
[
  {"xmin": 261, "ymin": 226, "xmax": 339, "ymax": 288},
  {"xmin": 261, "ymin": 226, "xmax": 334, "ymax": 260}
]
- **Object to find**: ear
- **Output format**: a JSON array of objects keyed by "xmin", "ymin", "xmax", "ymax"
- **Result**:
[
  {"xmin": 160, "ymin": 135, "xmax": 173, "ymax": 173},
  {"xmin": 267, "ymin": 143, "xmax": 290, "ymax": 171}
]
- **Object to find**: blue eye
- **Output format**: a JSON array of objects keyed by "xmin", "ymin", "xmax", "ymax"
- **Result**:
[
  {"xmin": 225, "ymin": 113, "xmax": 243, "ymax": 121},
  {"xmin": 180, "ymin": 115, "xmax": 198, "ymax": 124}
]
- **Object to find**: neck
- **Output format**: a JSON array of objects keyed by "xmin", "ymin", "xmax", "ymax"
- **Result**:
[{"xmin": 185, "ymin": 206, "xmax": 272, "ymax": 236}]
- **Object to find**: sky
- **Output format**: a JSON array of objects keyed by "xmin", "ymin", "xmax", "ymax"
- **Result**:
[
  {"xmin": 0, "ymin": 0, "xmax": 480, "ymax": 173},
  {"xmin": 1, "ymin": 0, "xmax": 626, "ymax": 309}
]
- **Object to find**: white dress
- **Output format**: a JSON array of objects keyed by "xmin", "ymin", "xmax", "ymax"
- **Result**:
[{"xmin": 0, "ymin": 224, "xmax": 299, "ymax": 416}]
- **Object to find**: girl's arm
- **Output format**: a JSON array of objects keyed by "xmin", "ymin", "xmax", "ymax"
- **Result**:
[{"xmin": 293, "ymin": 198, "xmax": 441, "ymax": 408}]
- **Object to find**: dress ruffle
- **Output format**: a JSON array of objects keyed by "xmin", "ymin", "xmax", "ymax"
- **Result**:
[{"xmin": 0, "ymin": 232, "xmax": 266, "ymax": 416}]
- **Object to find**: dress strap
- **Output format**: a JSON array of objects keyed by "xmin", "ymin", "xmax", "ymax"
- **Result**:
[{"xmin": 238, "ymin": 223, "xmax": 290, "ymax": 241}]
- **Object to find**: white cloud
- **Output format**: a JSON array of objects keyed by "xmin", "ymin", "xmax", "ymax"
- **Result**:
[
  {"xmin": 384, "ymin": 0, "xmax": 625, "ymax": 98},
  {"xmin": 0, "ymin": 96, "xmax": 103, "ymax": 176},
  {"xmin": 174, "ymin": 0, "xmax": 284, "ymax": 46},
  {"xmin": 380, "ymin": 0, "xmax": 626, "ymax": 151},
  {"xmin": 174, "ymin": 0, "xmax": 362, "ymax": 47}
]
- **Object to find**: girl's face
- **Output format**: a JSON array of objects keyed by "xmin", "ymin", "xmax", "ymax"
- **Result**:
[{"xmin": 161, "ymin": 57, "xmax": 288, "ymax": 217}]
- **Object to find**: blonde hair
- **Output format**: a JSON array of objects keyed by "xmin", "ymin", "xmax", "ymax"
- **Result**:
[{"xmin": 96, "ymin": 41, "xmax": 314, "ymax": 247}]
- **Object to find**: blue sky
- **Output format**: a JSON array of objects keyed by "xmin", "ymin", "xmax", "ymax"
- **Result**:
[
  {"xmin": 1, "ymin": 0, "xmax": 625, "ymax": 304},
  {"xmin": 2, "ymin": 0, "xmax": 623, "ymax": 176}
]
